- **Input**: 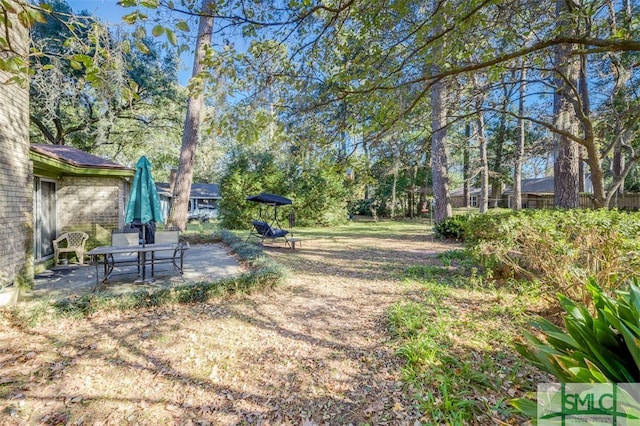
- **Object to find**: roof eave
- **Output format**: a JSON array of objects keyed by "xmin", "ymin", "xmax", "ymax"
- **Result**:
[{"xmin": 30, "ymin": 150, "xmax": 135, "ymax": 178}]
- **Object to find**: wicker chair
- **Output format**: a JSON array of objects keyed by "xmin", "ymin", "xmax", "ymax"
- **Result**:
[{"xmin": 52, "ymin": 232, "xmax": 89, "ymax": 265}]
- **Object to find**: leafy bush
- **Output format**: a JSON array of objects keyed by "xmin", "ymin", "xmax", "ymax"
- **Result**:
[
  {"xmin": 511, "ymin": 278, "xmax": 640, "ymax": 420},
  {"xmin": 464, "ymin": 209, "xmax": 640, "ymax": 302},
  {"xmin": 219, "ymin": 151, "xmax": 287, "ymax": 230},
  {"xmin": 348, "ymin": 199, "xmax": 375, "ymax": 216},
  {"xmin": 219, "ymin": 150, "xmax": 349, "ymax": 229},
  {"xmin": 515, "ymin": 277, "xmax": 640, "ymax": 383},
  {"xmin": 433, "ymin": 214, "xmax": 473, "ymax": 240},
  {"xmin": 288, "ymin": 164, "xmax": 349, "ymax": 227}
]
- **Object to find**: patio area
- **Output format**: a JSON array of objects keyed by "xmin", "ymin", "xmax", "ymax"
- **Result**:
[{"xmin": 24, "ymin": 243, "xmax": 245, "ymax": 301}]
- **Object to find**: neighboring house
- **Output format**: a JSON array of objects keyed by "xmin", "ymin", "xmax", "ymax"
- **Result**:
[
  {"xmin": 502, "ymin": 176, "xmax": 557, "ymax": 209},
  {"xmin": 156, "ymin": 182, "xmax": 222, "ymax": 222},
  {"xmin": 0, "ymin": 14, "xmax": 32, "ymax": 289},
  {"xmin": 450, "ymin": 186, "xmax": 498, "ymax": 208},
  {"xmin": 30, "ymin": 144, "xmax": 135, "ymax": 265},
  {"xmin": 156, "ymin": 169, "xmax": 222, "ymax": 222},
  {"xmin": 451, "ymin": 176, "xmax": 596, "ymax": 209}
]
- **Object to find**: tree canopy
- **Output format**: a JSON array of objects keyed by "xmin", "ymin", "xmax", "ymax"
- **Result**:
[{"xmin": 3, "ymin": 0, "xmax": 640, "ymax": 224}]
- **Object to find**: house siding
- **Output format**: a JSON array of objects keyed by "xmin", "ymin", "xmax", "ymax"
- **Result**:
[
  {"xmin": 57, "ymin": 176, "xmax": 128, "ymax": 246},
  {"xmin": 0, "ymin": 10, "xmax": 33, "ymax": 288}
]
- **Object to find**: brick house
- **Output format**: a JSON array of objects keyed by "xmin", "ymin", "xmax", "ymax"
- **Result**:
[
  {"xmin": 0, "ymin": 4, "xmax": 135, "ymax": 298},
  {"xmin": 0, "ymin": 9, "xmax": 32, "ymax": 291},
  {"xmin": 30, "ymin": 144, "xmax": 134, "ymax": 266},
  {"xmin": 450, "ymin": 176, "xmax": 597, "ymax": 209}
]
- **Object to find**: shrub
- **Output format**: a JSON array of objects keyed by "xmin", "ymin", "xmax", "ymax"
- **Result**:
[
  {"xmin": 511, "ymin": 277, "xmax": 640, "ymax": 420},
  {"xmin": 434, "ymin": 214, "xmax": 473, "ymax": 240},
  {"xmin": 464, "ymin": 209, "xmax": 640, "ymax": 302},
  {"xmin": 515, "ymin": 277, "xmax": 640, "ymax": 383},
  {"xmin": 219, "ymin": 150, "xmax": 350, "ymax": 228}
]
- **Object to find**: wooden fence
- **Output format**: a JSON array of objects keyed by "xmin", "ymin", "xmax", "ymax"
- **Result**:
[{"xmin": 535, "ymin": 193, "xmax": 640, "ymax": 210}]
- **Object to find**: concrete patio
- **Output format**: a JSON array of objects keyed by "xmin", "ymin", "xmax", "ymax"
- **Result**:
[{"xmin": 23, "ymin": 243, "xmax": 245, "ymax": 301}]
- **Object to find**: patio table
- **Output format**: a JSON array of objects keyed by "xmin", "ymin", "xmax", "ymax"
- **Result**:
[{"xmin": 88, "ymin": 243, "xmax": 188, "ymax": 285}]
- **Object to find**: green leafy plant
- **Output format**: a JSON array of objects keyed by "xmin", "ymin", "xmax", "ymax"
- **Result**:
[
  {"xmin": 514, "ymin": 277, "xmax": 640, "ymax": 384},
  {"xmin": 433, "ymin": 214, "xmax": 473, "ymax": 240},
  {"xmin": 511, "ymin": 277, "xmax": 640, "ymax": 420},
  {"xmin": 465, "ymin": 209, "xmax": 640, "ymax": 303}
]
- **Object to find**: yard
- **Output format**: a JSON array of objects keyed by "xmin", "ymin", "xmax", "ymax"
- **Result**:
[{"xmin": 0, "ymin": 220, "xmax": 549, "ymax": 425}]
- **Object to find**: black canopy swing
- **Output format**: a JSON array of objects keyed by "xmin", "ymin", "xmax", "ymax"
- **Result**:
[{"xmin": 245, "ymin": 193, "xmax": 293, "ymax": 247}]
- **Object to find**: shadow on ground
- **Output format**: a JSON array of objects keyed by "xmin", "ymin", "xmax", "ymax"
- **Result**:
[{"xmin": 25, "ymin": 243, "xmax": 245, "ymax": 301}]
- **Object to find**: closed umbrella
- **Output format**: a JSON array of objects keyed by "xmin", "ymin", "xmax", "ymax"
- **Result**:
[{"xmin": 125, "ymin": 156, "xmax": 164, "ymax": 244}]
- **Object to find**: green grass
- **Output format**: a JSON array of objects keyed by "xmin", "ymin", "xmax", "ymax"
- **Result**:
[
  {"xmin": 388, "ymin": 249, "xmax": 543, "ymax": 424},
  {"xmin": 287, "ymin": 218, "xmax": 434, "ymax": 240},
  {"xmin": 16, "ymin": 218, "xmax": 545, "ymax": 423}
]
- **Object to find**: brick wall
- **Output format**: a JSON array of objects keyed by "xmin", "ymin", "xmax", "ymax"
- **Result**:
[
  {"xmin": 57, "ymin": 176, "xmax": 128, "ymax": 247},
  {"xmin": 0, "ymin": 9, "xmax": 33, "ymax": 288}
]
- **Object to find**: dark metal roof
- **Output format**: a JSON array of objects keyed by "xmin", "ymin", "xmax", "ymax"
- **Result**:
[
  {"xmin": 156, "ymin": 182, "xmax": 221, "ymax": 199},
  {"xmin": 30, "ymin": 144, "xmax": 132, "ymax": 170}
]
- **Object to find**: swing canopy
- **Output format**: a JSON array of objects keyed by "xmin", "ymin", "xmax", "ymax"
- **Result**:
[
  {"xmin": 245, "ymin": 193, "xmax": 292, "ymax": 206},
  {"xmin": 245, "ymin": 193, "xmax": 293, "ymax": 247}
]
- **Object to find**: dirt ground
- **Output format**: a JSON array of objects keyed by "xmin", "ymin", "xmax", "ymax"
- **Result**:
[{"xmin": 0, "ymin": 231, "xmax": 457, "ymax": 425}]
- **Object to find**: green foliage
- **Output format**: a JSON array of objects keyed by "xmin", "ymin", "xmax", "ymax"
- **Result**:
[
  {"xmin": 515, "ymin": 278, "xmax": 640, "ymax": 383},
  {"xmin": 218, "ymin": 151, "xmax": 287, "ymax": 229},
  {"xmin": 288, "ymin": 164, "xmax": 350, "ymax": 227},
  {"xmin": 389, "ymin": 257, "xmax": 541, "ymax": 424},
  {"xmin": 348, "ymin": 198, "xmax": 375, "ymax": 216},
  {"xmin": 219, "ymin": 150, "xmax": 349, "ymax": 229},
  {"xmin": 29, "ymin": 0, "xmax": 183, "ymax": 162},
  {"xmin": 464, "ymin": 209, "xmax": 640, "ymax": 302},
  {"xmin": 512, "ymin": 278, "xmax": 640, "ymax": 420},
  {"xmin": 433, "ymin": 213, "xmax": 473, "ymax": 240}
]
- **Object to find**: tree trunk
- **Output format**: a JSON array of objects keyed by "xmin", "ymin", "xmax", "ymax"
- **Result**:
[
  {"xmin": 553, "ymin": 0, "xmax": 580, "ymax": 209},
  {"xmin": 410, "ymin": 164, "xmax": 418, "ymax": 218},
  {"xmin": 429, "ymin": 0, "xmax": 452, "ymax": 224},
  {"xmin": 391, "ymin": 164, "xmax": 398, "ymax": 218},
  {"xmin": 513, "ymin": 64, "xmax": 526, "ymax": 211},
  {"xmin": 477, "ymin": 100, "xmax": 489, "ymax": 214},
  {"xmin": 491, "ymin": 83, "xmax": 508, "ymax": 208},
  {"xmin": 609, "ymin": 0, "xmax": 630, "ymax": 198},
  {"xmin": 166, "ymin": 0, "xmax": 214, "ymax": 230},
  {"xmin": 463, "ymin": 123, "xmax": 471, "ymax": 208},
  {"xmin": 613, "ymin": 141, "xmax": 625, "ymax": 196},
  {"xmin": 431, "ymin": 79, "xmax": 452, "ymax": 223}
]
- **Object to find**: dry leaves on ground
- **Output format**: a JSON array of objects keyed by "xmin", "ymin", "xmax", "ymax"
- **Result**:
[{"xmin": 1, "ymin": 232, "xmax": 459, "ymax": 425}]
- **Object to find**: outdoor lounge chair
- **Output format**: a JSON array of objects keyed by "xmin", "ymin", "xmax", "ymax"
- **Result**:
[
  {"xmin": 249, "ymin": 220, "xmax": 290, "ymax": 247},
  {"xmin": 53, "ymin": 231, "xmax": 89, "ymax": 265}
]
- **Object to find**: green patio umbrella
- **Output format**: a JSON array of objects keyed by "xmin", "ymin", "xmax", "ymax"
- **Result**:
[{"xmin": 125, "ymin": 156, "xmax": 164, "ymax": 243}]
